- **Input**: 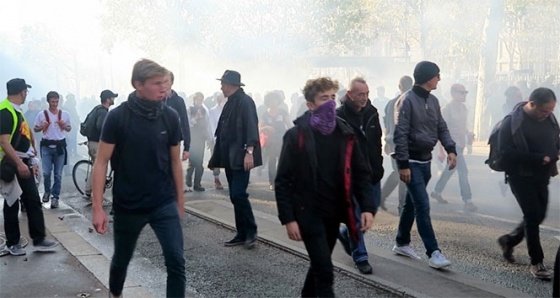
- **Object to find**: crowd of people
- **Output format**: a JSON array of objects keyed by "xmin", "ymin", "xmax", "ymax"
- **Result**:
[{"xmin": 1, "ymin": 58, "xmax": 559, "ymax": 297}]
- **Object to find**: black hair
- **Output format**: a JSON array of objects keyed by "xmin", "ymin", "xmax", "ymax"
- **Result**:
[
  {"xmin": 46, "ymin": 91, "xmax": 60, "ymax": 102},
  {"xmin": 529, "ymin": 87, "xmax": 556, "ymax": 106}
]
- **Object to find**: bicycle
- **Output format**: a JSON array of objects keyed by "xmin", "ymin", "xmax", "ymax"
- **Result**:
[{"xmin": 72, "ymin": 141, "xmax": 114, "ymax": 196}]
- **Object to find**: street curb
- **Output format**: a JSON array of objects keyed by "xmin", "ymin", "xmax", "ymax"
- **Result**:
[
  {"xmin": 185, "ymin": 205, "xmax": 424, "ymax": 298},
  {"xmin": 42, "ymin": 204, "xmax": 154, "ymax": 298}
]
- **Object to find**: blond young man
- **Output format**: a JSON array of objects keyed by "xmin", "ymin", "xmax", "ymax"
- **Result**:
[{"xmin": 92, "ymin": 59, "xmax": 186, "ymax": 298}]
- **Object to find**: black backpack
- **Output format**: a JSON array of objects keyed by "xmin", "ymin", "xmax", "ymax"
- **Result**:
[
  {"xmin": 485, "ymin": 117, "xmax": 508, "ymax": 172},
  {"xmin": 80, "ymin": 106, "xmax": 105, "ymax": 138}
]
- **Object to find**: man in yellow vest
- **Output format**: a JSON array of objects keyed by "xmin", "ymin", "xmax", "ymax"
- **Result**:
[{"xmin": 0, "ymin": 78, "xmax": 58, "ymax": 256}]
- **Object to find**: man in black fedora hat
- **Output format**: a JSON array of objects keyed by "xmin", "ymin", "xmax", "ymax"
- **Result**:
[{"xmin": 209, "ymin": 70, "xmax": 263, "ymax": 249}]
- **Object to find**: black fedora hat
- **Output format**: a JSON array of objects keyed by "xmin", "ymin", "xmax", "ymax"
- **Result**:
[{"xmin": 216, "ymin": 70, "xmax": 245, "ymax": 86}]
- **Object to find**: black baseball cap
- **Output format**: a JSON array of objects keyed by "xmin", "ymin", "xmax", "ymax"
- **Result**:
[
  {"xmin": 7, "ymin": 78, "xmax": 32, "ymax": 95},
  {"xmin": 100, "ymin": 89, "xmax": 118, "ymax": 100}
]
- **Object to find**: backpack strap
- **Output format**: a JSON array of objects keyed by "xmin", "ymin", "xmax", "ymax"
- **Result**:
[
  {"xmin": 43, "ymin": 110, "xmax": 49, "ymax": 122},
  {"xmin": 58, "ymin": 110, "xmax": 62, "ymax": 121}
]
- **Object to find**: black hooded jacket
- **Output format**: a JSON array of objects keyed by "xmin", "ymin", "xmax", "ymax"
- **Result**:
[
  {"xmin": 337, "ymin": 96, "xmax": 384, "ymax": 183},
  {"xmin": 274, "ymin": 111, "xmax": 377, "ymax": 242},
  {"xmin": 208, "ymin": 88, "xmax": 263, "ymax": 170}
]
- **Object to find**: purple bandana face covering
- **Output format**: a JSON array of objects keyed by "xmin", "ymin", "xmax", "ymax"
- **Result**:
[{"xmin": 310, "ymin": 100, "xmax": 336, "ymax": 135}]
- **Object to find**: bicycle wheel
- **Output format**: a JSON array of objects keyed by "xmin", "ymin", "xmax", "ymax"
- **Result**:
[{"xmin": 72, "ymin": 160, "xmax": 92, "ymax": 195}]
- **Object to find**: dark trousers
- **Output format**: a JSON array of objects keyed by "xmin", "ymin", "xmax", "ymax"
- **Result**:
[
  {"xmin": 299, "ymin": 210, "xmax": 339, "ymax": 298},
  {"xmin": 504, "ymin": 175, "xmax": 549, "ymax": 265},
  {"xmin": 109, "ymin": 202, "xmax": 186, "ymax": 297},
  {"xmin": 266, "ymin": 143, "xmax": 281, "ymax": 185},
  {"xmin": 186, "ymin": 137, "xmax": 206, "ymax": 187},
  {"xmin": 3, "ymin": 167, "xmax": 47, "ymax": 246},
  {"xmin": 381, "ymin": 158, "xmax": 406, "ymax": 213},
  {"xmin": 224, "ymin": 168, "xmax": 257, "ymax": 239}
]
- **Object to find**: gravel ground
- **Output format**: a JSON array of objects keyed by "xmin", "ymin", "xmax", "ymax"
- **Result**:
[{"xmin": 58, "ymin": 152, "xmax": 558, "ymax": 297}]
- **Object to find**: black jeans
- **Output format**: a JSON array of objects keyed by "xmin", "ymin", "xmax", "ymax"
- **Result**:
[
  {"xmin": 224, "ymin": 168, "xmax": 257, "ymax": 239},
  {"xmin": 109, "ymin": 202, "xmax": 186, "ymax": 297},
  {"xmin": 186, "ymin": 137, "xmax": 206, "ymax": 187},
  {"xmin": 298, "ymin": 209, "xmax": 339, "ymax": 298},
  {"xmin": 3, "ymin": 165, "xmax": 46, "ymax": 246},
  {"xmin": 266, "ymin": 142, "xmax": 281, "ymax": 185},
  {"xmin": 505, "ymin": 175, "xmax": 549, "ymax": 265}
]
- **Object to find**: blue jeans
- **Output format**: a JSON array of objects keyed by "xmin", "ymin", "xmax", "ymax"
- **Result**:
[
  {"xmin": 396, "ymin": 162, "xmax": 440, "ymax": 257},
  {"xmin": 225, "ymin": 168, "xmax": 257, "ymax": 238},
  {"xmin": 338, "ymin": 182, "xmax": 381, "ymax": 263},
  {"xmin": 110, "ymin": 202, "xmax": 186, "ymax": 297},
  {"xmin": 433, "ymin": 147, "xmax": 472, "ymax": 202},
  {"xmin": 41, "ymin": 146, "xmax": 65, "ymax": 197}
]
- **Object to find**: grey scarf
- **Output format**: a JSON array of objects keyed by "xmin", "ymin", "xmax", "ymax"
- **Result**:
[{"xmin": 127, "ymin": 92, "xmax": 164, "ymax": 120}]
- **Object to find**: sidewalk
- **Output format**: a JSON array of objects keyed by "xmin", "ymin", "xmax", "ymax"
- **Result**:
[
  {"xmin": 185, "ymin": 199, "xmax": 531, "ymax": 298},
  {"xmin": 0, "ymin": 199, "xmax": 152, "ymax": 298}
]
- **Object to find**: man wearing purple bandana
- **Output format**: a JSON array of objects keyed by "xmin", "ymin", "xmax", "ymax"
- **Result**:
[{"xmin": 275, "ymin": 77, "xmax": 377, "ymax": 297}]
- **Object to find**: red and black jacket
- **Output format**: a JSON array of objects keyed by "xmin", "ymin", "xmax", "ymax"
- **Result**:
[{"xmin": 274, "ymin": 111, "xmax": 377, "ymax": 241}]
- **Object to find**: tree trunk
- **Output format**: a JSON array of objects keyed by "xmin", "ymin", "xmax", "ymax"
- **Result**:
[{"xmin": 474, "ymin": 0, "xmax": 504, "ymax": 141}]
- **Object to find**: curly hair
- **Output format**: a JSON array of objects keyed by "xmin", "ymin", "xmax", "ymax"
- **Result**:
[{"xmin": 302, "ymin": 77, "xmax": 339, "ymax": 102}]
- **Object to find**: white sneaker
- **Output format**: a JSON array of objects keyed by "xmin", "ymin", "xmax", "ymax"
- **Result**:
[
  {"xmin": 392, "ymin": 245, "xmax": 422, "ymax": 260},
  {"xmin": 429, "ymin": 250, "xmax": 451, "ymax": 269}
]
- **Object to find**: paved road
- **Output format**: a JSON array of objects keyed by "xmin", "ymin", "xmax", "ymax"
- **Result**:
[{"xmin": 56, "ymin": 149, "xmax": 559, "ymax": 297}]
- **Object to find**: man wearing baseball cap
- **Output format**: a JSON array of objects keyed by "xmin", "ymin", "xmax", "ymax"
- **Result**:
[
  {"xmin": 81, "ymin": 89, "xmax": 117, "ymax": 199},
  {"xmin": 1, "ymin": 78, "xmax": 59, "ymax": 255},
  {"xmin": 391, "ymin": 61, "xmax": 457, "ymax": 269}
]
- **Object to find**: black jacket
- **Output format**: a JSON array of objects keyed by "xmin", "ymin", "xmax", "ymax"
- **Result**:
[
  {"xmin": 208, "ymin": 88, "xmax": 262, "ymax": 170},
  {"xmin": 394, "ymin": 86, "xmax": 456, "ymax": 169},
  {"xmin": 337, "ymin": 96, "xmax": 384, "ymax": 183},
  {"xmin": 165, "ymin": 91, "xmax": 191, "ymax": 152},
  {"xmin": 274, "ymin": 111, "xmax": 377, "ymax": 242},
  {"xmin": 500, "ymin": 102, "xmax": 560, "ymax": 177}
]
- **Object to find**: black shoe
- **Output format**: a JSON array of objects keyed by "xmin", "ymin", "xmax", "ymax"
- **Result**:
[
  {"xmin": 193, "ymin": 185, "xmax": 205, "ymax": 192},
  {"xmin": 224, "ymin": 236, "xmax": 245, "ymax": 247},
  {"xmin": 34, "ymin": 239, "xmax": 59, "ymax": 252},
  {"xmin": 356, "ymin": 260, "xmax": 373, "ymax": 274},
  {"xmin": 42, "ymin": 192, "xmax": 50, "ymax": 203},
  {"xmin": 497, "ymin": 235, "xmax": 516, "ymax": 263},
  {"xmin": 245, "ymin": 234, "xmax": 257, "ymax": 249}
]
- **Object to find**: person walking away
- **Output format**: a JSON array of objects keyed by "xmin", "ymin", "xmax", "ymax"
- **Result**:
[
  {"xmin": 186, "ymin": 92, "xmax": 212, "ymax": 192},
  {"xmin": 259, "ymin": 91, "xmax": 291, "ymax": 190},
  {"xmin": 336, "ymin": 77, "xmax": 383, "ymax": 274},
  {"xmin": 91, "ymin": 59, "xmax": 186, "ymax": 298},
  {"xmin": 34, "ymin": 91, "xmax": 71, "ymax": 209},
  {"xmin": 392, "ymin": 61, "xmax": 457, "ymax": 269},
  {"xmin": 380, "ymin": 76, "xmax": 412, "ymax": 213},
  {"xmin": 208, "ymin": 70, "xmax": 263, "ymax": 249},
  {"xmin": 496, "ymin": 88, "xmax": 558, "ymax": 280},
  {"xmin": 430, "ymin": 84, "xmax": 477, "ymax": 212},
  {"xmin": 275, "ymin": 77, "xmax": 376, "ymax": 296},
  {"xmin": 1, "ymin": 78, "xmax": 58, "ymax": 256}
]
